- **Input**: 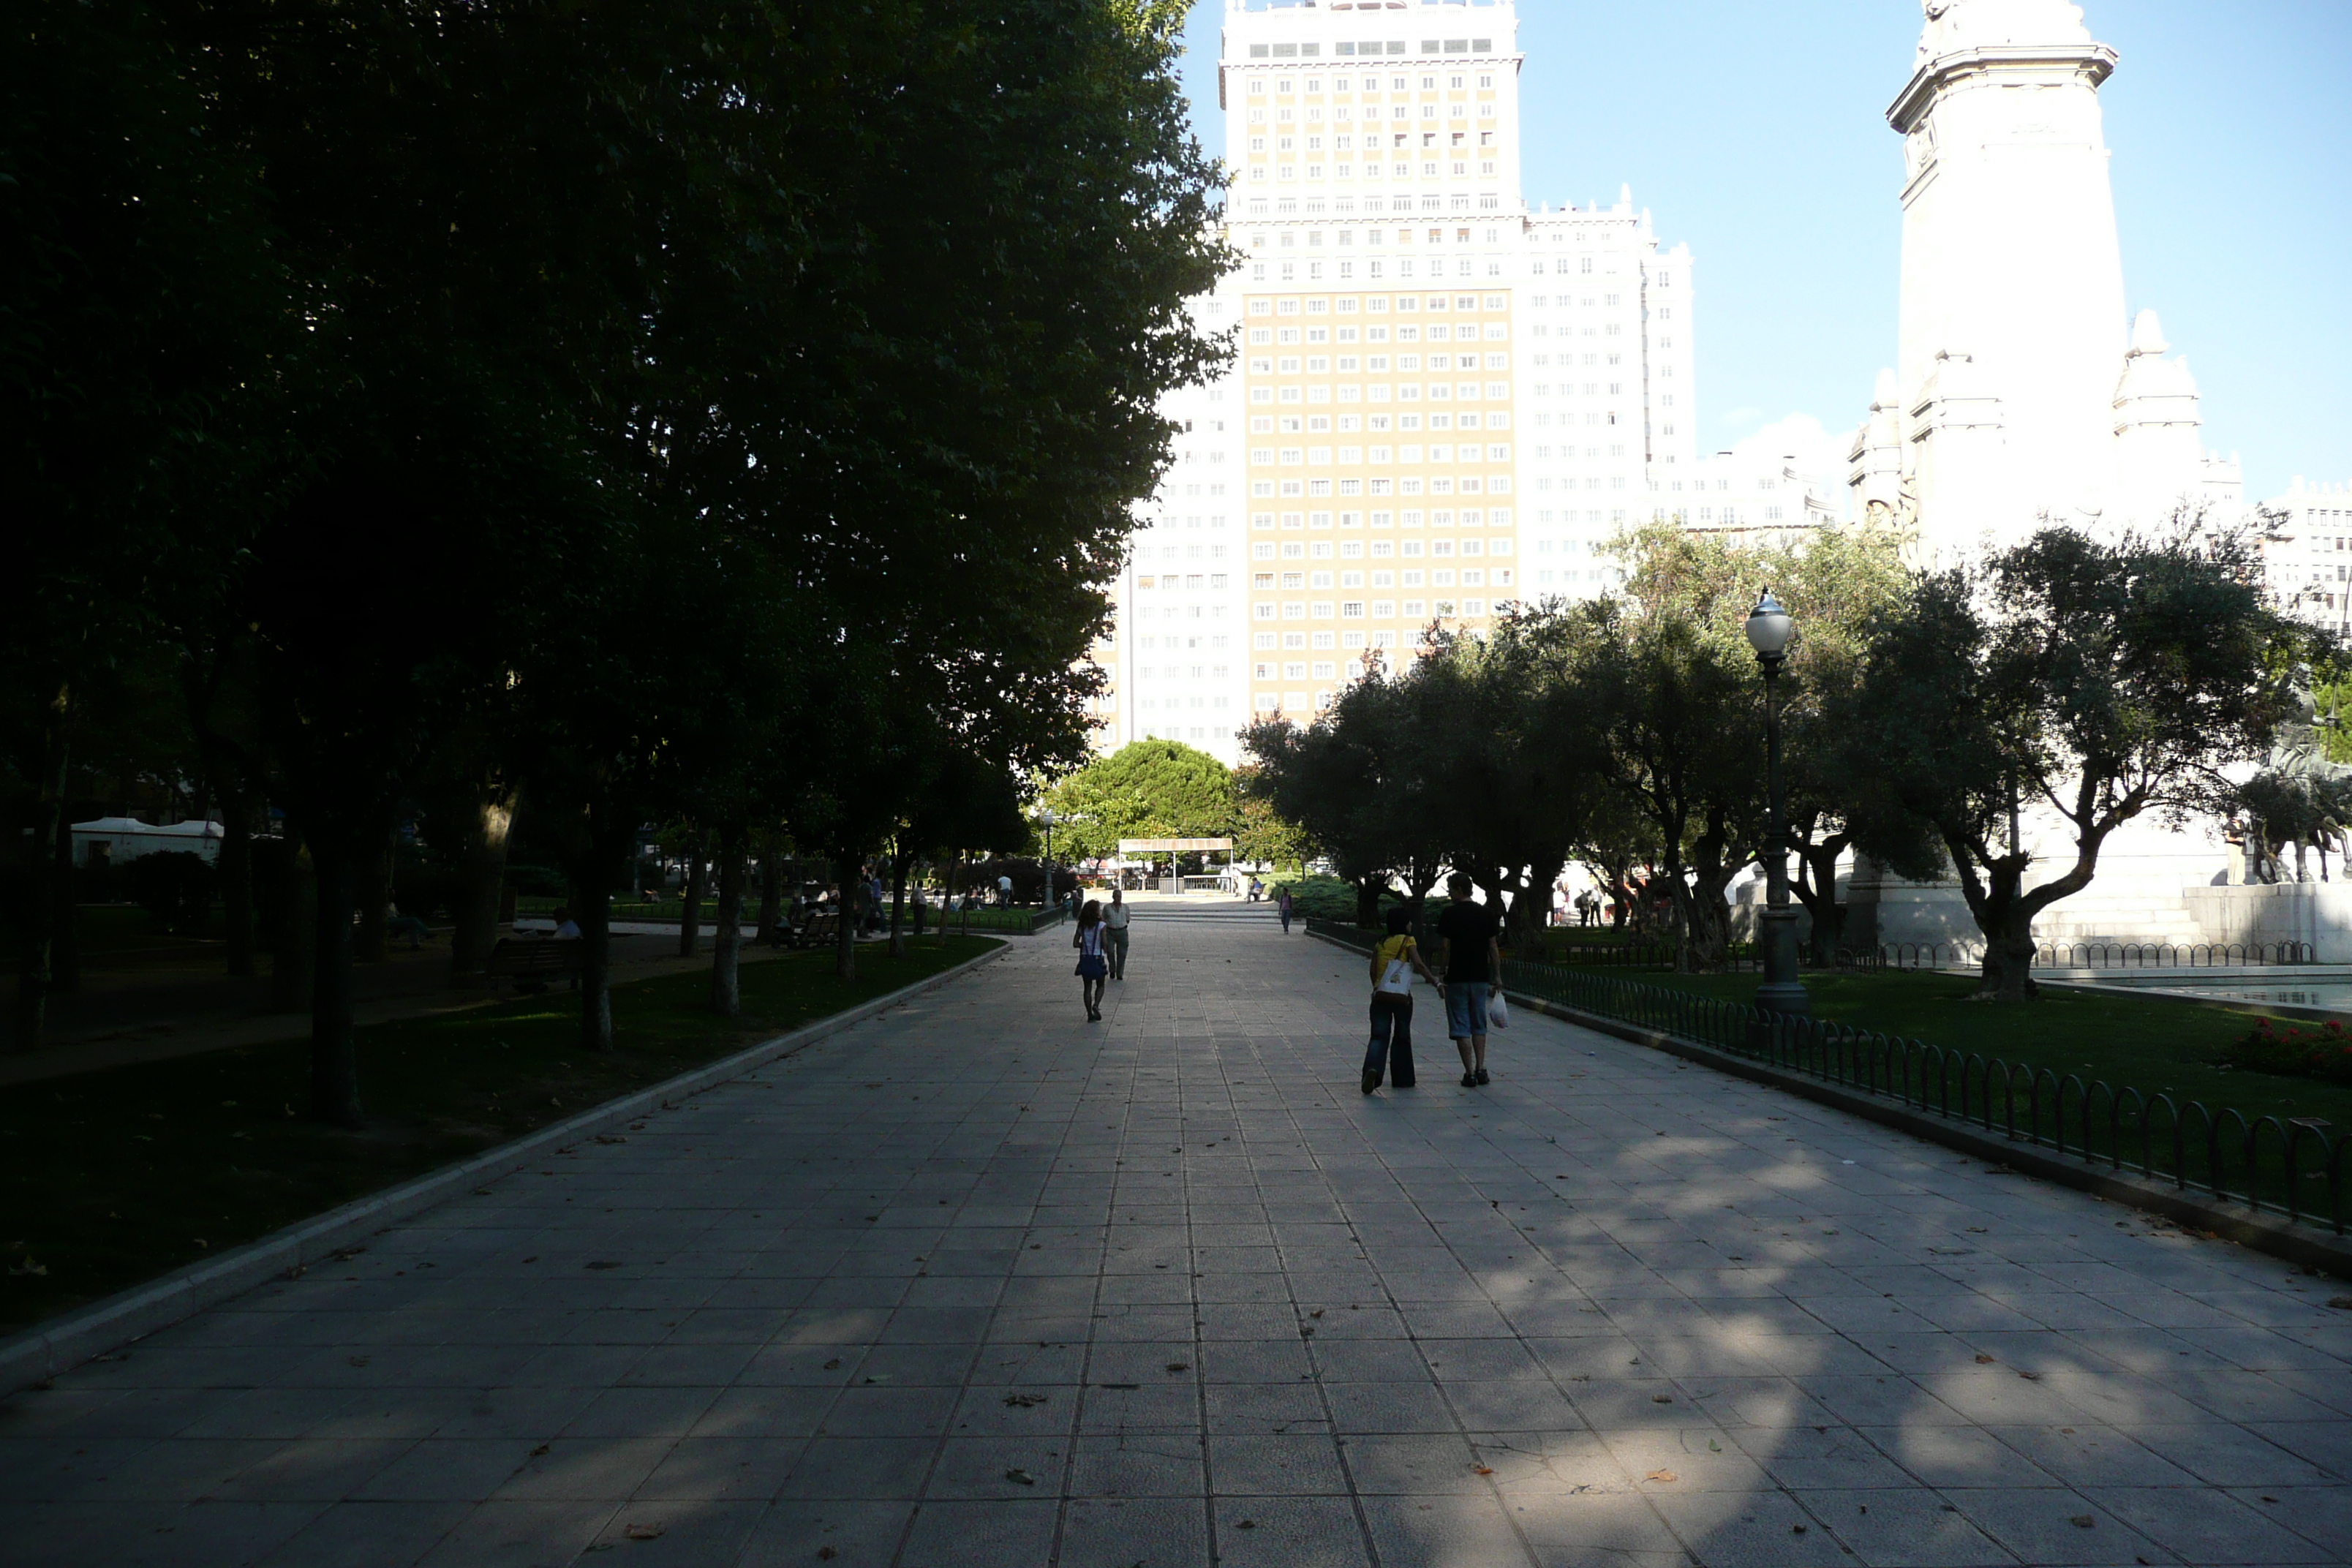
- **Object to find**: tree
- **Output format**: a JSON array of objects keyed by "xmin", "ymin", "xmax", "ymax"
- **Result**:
[
  {"xmin": 3, "ymin": 0, "xmax": 289, "ymax": 1047},
  {"xmin": 1832, "ymin": 522, "xmax": 2320, "ymax": 1000},
  {"xmin": 1044, "ymin": 741, "xmax": 1237, "ymax": 864},
  {"xmin": 1230, "ymin": 775, "xmax": 1310, "ymax": 871}
]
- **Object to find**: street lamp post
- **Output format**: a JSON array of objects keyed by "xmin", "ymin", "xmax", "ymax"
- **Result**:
[
  {"xmin": 1744, "ymin": 589, "xmax": 1811, "ymax": 1019},
  {"xmin": 1036, "ymin": 808, "xmax": 1061, "ymax": 920}
]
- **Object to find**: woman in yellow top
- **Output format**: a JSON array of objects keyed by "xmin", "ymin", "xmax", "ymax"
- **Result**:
[{"xmin": 1364, "ymin": 905, "xmax": 1441, "ymax": 1094}]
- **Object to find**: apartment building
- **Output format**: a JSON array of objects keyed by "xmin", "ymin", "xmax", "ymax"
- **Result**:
[{"xmin": 1096, "ymin": 0, "xmax": 1695, "ymax": 758}]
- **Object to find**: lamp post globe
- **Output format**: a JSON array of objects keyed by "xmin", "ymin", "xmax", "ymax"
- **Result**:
[
  {"xmin": 1745, "ymin": 588, "xmax": 1811, "ymax": 1020},
  {"xmin": 1744, "ymin": 589, "xmax": 1795, "ymax": 661}
]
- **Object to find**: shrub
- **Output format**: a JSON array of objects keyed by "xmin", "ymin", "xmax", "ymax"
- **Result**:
[
  {"xmin": 122, "ymin": 851, "xmax": 216, "ymax": 934},
  {"xmin": 2217, "ymin": 1016, "xmax": 2352, "ymax": 1085},
  {"xmin": 1274, "ymin": 875, "xmax": 1401, "ymax": 925}
]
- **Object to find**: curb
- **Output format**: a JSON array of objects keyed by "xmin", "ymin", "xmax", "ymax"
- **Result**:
[
  {"xmin": 1298, "ymin": 928, "xmax": 2352, "ymax": 1278},
  {"xmin": 0, "ymin": 938, "xmax": 1014, "ymax": 1398}
]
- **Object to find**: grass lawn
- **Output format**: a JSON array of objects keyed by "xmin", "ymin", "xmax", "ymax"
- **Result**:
[
  {"xmin": 0, "ymin": 935, "xmax": 1000, "ymax": 1335},
  {"xmin": 1613, "ymin": 968, "xmax": 2352, "ymax": 1156},
  {"xmin": 0, "ymin": 903, "xmax": 227, "ymax": 959}
]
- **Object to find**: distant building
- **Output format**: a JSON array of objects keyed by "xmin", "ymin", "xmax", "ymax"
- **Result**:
[
  {"xmin": 1088, "ymin": 0, "xmax": 1697, "ymax": 750},
  {"xmin": 69, "ymin": 817, "xmax": 222, "ymax": 870},
  {"xmin": 2261, "ymin": 478, "xmax": 2352, "ymax": 636}
]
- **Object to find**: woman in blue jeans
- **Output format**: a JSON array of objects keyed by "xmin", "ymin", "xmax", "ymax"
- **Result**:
[{"xmin": 1363, "ymin": 905, "xmax": 1439, "ymax": 1093}]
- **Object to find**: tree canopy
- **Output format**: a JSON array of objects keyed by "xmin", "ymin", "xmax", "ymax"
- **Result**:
[{"xmin": 1042, "ymin": 740, "xmax": 1239, "ymax": 862}]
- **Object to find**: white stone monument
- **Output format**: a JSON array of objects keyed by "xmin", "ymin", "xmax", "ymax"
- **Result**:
[
  {"xmin": 1844, "ymin": 0, "xmax": 2256, "ymax": 952},
  {"xmin": 1849, "ymin": 0, "xmax": 2238, "ymax": 557}
]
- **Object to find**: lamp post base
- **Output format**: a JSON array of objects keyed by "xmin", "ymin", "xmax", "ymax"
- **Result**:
[{"xmin": 1754, "ymin": 907, "xmax": 1811, "ymax": 1019}]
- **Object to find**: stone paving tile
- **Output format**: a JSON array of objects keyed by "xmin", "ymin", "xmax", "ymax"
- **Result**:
[{"xmin": 10, "ymin": 910, "xmax": 2352, "ymax": 1564}]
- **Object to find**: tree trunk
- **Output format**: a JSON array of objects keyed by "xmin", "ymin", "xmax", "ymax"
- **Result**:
[
  {"xmin": 573, "ymin": 861, "xmax": 614, "ymax": 1053},
  {"xmin": 216, "ymin": 795, "xmax": 255, "ymax": 978},
  {"xmin": 1976, "ymin": 921, "xmax": 2040, "ymax": 1002},
  {"xmin": 10, "ymin": 720, "xmax": 69, "ymax": 1052},
  {"xmin": 1793, "ymin": 836, "xmax": 1849, "ymax": 968},
  {"xmin": 353, "ymin": 839, "xmax": 391, "ymax": 962},
  {"xmin": 679, "ymin": 848, "xmax": 706, "ymax": 957},
  {"xmin": 48, "ymin": 810, "xmax": 79, "ymax": 996},
  {"xmin": 307, "ymin": 847, "xmax": 363, "ymax": 1127},
  {"xmin": 195, "ymin": 734, "xmax": 257, "ymax": 978},
  {"xmin": 711, "ymin": 830, "xmax": 745, "ymax": 1017},
  {"xmin": 451, "ymin": 787, "xmax": 515, "ymax": 982},
  {"xmin": 834, "ymin": 851, "xmax": 859, "ymax": 980},
  {"xmin": 268, "ymin": 838, "xmax": 317, "ymax": 1014},
  {"xmin": 755, "ymin": 853, "xmax": 781, "ymax": 948},
  {"xmin": 889, "ymin": 848, "xmax": 912, "ymax": 960}
]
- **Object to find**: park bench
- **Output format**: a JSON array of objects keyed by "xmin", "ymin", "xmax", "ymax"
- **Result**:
[
  {"xmin": 488, "ymin": 937, "xmax": 576, "ymax": 993},
  {"xmin": 783, "ymin": 911, "xmax": 843, "ymax": 950}
]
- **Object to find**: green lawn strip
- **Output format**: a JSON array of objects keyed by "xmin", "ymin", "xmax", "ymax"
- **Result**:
[
  {"xmin": 0, "ymin": 935, "xmax": 1000, "ymax": 1335},
  {"xmin": 0, "ymin": 904, "xmax": 225, "ymax": 959},
  {"xmin": 1534, "ymin": 968, "xmax": 2352, "ymax": 1210}
]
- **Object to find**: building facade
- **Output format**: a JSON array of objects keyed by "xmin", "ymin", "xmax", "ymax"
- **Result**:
[
  {"xmin": 2261, "ymin": 478, "xmax": 2352, "ymax": 636},
  {"xmin": 1091, "ymin": 0, "xmax": 1696, "ymax": 758}
]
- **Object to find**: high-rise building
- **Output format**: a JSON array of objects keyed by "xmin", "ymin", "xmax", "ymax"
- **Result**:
[
  {"xmin": 2261, "ymin": 478, "xmax": 2352, "ymax": 637},
  {"xmin": 1091, "ymin": 0, "xmax": 1696, "ymax": 759}
]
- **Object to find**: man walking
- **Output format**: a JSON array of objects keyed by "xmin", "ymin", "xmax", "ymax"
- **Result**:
[
  {"xmin": 1435, "ymin": 872, "xmax": 1501, "ymax": 1088},
  {"xmin": 1104, "ymin": 886, "xmax": 1131, "ymax": 979}
]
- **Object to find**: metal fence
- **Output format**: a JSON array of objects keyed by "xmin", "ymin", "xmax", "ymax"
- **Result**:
[
  {"xmin": 1842, "ymin": 941, "xmax": 2318, "ymax": 973},
  {"xmin": 1502, "ymin": 958, "xmax": 2345, "ymax": 1234},
  {"xmin": 1308, "ymin": 917, "xmax": 2345, "ymax": 1233}
]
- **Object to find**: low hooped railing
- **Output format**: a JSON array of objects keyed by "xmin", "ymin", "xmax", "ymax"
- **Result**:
[
  {"xmin": 1493, "ymin": 955, "xmax": 2348, "ymax": 1235},
  {"xmin": 1839, "ymin": 940, "xmax": 2317, "ymax": 973}
]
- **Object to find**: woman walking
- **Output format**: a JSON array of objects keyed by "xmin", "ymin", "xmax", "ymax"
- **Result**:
[
  {"xmin": 1363, "ymin": 905, "xmax": 1439, "ymax": 1093},
  {"xmin": 1073, "ymin": 898, "xmax": 1109, "ymax": 1021}
]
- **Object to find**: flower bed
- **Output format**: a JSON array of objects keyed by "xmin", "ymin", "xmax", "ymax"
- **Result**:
[{"xmin": 2220, "ymin": 1017, "xmax": 2352, "ymax": 1085}]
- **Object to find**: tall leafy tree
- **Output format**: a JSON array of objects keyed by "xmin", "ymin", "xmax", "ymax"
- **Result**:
[
  {"xmin": 1044, "ymin": 741, "xmax": 1237, "ymax": 863},
  {"xmin": 2, "ymin": 0, "xmax": 290, "ymax": 1047},
  {"xmin": 1831, "ymin": 523, "xmax": 2320, "ymax": 1000}
]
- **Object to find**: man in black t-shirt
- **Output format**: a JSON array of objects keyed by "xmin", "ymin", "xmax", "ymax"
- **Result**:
[{"xmin": 1433, "ymin": 872, "xmax": 1501, "ymax": 1088}]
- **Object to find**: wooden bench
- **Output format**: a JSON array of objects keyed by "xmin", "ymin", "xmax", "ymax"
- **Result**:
[
  {"xmin": 782, "ymin": 911, "xmax": 843, "ymax": 951},
  {"xmin": 488, "ymin": 937, "xmax": 576, "ymax": 992}
]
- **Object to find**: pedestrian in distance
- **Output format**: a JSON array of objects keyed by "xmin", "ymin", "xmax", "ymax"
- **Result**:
[
  {"xmin": 1363, "ymin": 904, "xmax": 1439, "ymax": 1094},
  {"xmin": 1278, "ymin": 886, "xmax": 1294, "ymax": 934},
  {"xmin": 1104, "ymin": 887, "xmax": 1132, "ymax": 980},
  {"xmin": 1435, "ymin": 872, "xmax": 1501, "ymax": 1087},
  {"xmin": 1073, "ymin": 898, "xmax": 1109, "ymax": 1021}
]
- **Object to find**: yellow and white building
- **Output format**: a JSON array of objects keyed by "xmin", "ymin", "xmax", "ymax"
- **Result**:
[{"xmin": 1097, "ymin": 0, "xmax": 1697, "ymax": 761}]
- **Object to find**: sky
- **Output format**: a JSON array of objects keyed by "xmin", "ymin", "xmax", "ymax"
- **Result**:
[{"xmin": 1172, "ymin": 0, "xmax": 2352, "ymax": 500}]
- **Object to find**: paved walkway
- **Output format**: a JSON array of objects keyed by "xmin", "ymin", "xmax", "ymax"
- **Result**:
[{"xmin": 10, "ymin": 910, "xmax": 2352, "ymax": 1566}]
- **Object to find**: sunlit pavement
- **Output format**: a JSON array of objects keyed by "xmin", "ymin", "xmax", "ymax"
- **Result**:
[{"xmin": 9, "ymin": 905, "xmax": 2352, "ymax": 1566}]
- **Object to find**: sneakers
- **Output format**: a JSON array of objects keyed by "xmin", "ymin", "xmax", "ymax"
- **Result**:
[
  {"xmin": 1474, "ymin": 1068, "xmax": 1491, "ymax": 1087},
  {"xmin": 1460, "ymin": 1071, "xmax": 1478, "ymax": 1088},
  {"xmin": 1361, "ymin": 1067, "xmax": 1382, "ymax": 1095}
]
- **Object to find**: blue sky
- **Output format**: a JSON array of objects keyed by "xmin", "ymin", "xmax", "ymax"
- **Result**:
[{"xmin": 1172, "ymin": 1, "xmax": 2351, "ymax": 499}]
